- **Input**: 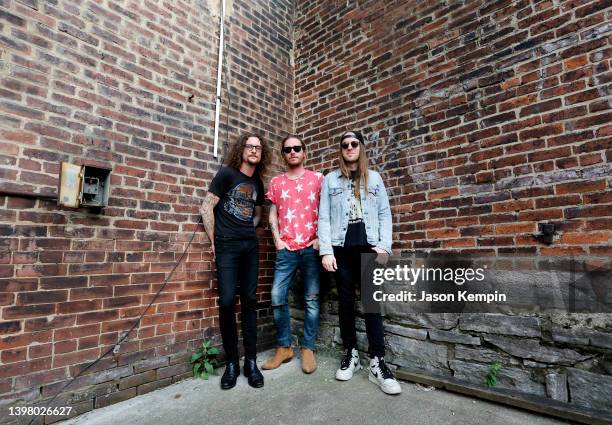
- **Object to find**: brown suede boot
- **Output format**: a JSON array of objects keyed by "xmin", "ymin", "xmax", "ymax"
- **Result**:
[
  {"xmin": 261, "ymin": 347, "xmax": 293, "ymax": 370},
  {"xmin": 301, "ymin": 348, "xmax": 317, "ymax": 374}
]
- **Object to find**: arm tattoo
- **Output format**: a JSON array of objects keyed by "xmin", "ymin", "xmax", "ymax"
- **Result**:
[
  {"xmin": 269, "ymin": 204, "xmax": 281, "ymax": 244},
  {"xmin": 200, "ymin": 192, "xmax": 219, "ymax": 243}
]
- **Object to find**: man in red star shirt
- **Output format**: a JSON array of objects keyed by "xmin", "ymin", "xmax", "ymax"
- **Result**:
[{"xmin": 263, "ymin": 136, "xmax": 323, "ymax": 374}]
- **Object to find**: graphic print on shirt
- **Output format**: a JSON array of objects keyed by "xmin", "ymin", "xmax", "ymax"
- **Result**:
[
  {"xmin": 348, "ymin": 179, "xmax": 363, "ymax": 224},
  {"xmin": 224, "ymin": 182, "xmax": 257, "ymax": 221}
]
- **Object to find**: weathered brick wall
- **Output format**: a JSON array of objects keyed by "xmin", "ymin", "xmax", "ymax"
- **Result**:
[
  {"xmin": 294, "ymin": 0, "xmax": 611, "ymax": 414},
  {"xmin": 0, "ymin": 0, "xmax": 292, "ymax": 421}
]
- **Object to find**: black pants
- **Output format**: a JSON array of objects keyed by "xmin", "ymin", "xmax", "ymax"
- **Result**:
[
  {"xmin": 333, "ymin": 245, "xmax": 385, "ymax": 358},
  {"xmin": 215, "ymin": 236, "xmax": 259, "ymax": 362}
]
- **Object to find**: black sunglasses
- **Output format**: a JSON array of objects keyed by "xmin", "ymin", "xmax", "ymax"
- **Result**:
[
  {"xmin": 341, "ymin": 141, "xmax": 360, "ymax": 149},
  {"xmin": 283, "ymin": 145, "xmax": 303, "ymax": 154}
]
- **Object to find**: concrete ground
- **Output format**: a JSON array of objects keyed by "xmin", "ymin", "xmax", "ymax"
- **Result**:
[{"xmin": 63, "ymin": 348, "xmax": 568, "ymax": 425}]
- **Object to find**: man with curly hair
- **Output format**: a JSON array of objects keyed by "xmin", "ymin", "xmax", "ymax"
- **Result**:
[{"xmin": 200, "ymin": 133, "xmax": 271, "ymax": 390}]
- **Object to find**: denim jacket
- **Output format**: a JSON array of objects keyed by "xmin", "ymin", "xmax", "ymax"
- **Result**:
[{"xmin": 318, "ymin": 169, "xmax": 392, "ymax": 256}]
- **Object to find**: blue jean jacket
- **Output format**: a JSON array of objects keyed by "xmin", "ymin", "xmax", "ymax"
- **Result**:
[{"xmin": 318, "ymin": 169, "xmax": 392, "ymax": 256}]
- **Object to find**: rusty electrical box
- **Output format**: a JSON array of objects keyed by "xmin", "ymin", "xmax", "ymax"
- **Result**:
[{"xmin": 58, "ymin": 162, "xmax": 111, "ymax": 209}]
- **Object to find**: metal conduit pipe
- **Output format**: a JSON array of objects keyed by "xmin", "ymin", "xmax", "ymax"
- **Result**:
[{"xmin": 213, "ymin": 0, "xmax": 226, "ymax": 158}]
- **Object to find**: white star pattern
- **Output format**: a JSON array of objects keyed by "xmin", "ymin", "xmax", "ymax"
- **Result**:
[
  {"xmin": 269, "ymin": 172, "xmax": 322, "ymax": 250},
  {"xmin": 285, "ymin": 208, "xmax": 295, "ymax": 222}
]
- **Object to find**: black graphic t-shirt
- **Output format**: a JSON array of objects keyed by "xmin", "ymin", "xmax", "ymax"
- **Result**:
[{"xmin": 209, "ymin": 166, "xmax": 264, "ymax": 239}]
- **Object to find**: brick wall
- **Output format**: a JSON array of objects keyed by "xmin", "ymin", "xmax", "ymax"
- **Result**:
[
  {"xmin": 294, "ymin": 0, "xmax": 611, "ymax": 414},
  {"xmin": 1, "ymin": 0, "xmax": 611, "ymax": 420},
  {"xmin": 0, "ymin": 0, "xmax": 292, "ymax": 422}
]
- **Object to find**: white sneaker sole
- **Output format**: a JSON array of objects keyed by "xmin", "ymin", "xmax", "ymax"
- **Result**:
[
  {"xmin": 335, "ymin": 361, "xmax": 361, "ymax": 381},
  {"xmin": 369, "ymin": 373, "xmax": 402, "ymax": 395}
]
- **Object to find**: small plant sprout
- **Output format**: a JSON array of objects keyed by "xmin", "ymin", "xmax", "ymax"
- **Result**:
[
  {"xmin": 191, "ymin": 339, "xmax": 220, "ymax": 379},
  {"xmin": 485, "ymin": 361, "xmax": 502, "ymax": 387}
]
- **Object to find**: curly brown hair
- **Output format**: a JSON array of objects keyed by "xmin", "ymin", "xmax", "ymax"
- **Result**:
[{"xmin": 225, "ymin": 133, "xmax": 271, "ymax": 177}]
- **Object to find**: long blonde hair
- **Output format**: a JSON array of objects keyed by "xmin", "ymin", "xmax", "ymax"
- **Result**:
[{"xmin": 338, "ymin": 130, "xmax": 368, "ymax": 198}]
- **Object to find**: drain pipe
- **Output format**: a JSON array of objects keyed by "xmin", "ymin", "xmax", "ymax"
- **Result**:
[{"xmin": 213, "ymin": 0, "xmax": 226, "ymax": 158}]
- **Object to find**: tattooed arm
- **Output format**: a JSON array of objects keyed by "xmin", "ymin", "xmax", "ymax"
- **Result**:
[
  {"xmin": 268, "ymin": 204, "xmax": 287, "ymax": 250},
  {"xmin": 200, "ymin": 192, "xmax": 220, "ymax": 255}
]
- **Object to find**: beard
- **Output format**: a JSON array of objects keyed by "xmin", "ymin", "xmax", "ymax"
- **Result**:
[
  {"xmin": 245, "ymin": 155, "xmax": 261, "ymax": 165},
  {"xmin": 286, "ymin": 157, "xmax": 304, "ymax": 168}
]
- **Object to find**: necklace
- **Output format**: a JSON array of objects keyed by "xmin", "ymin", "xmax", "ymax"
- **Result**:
[{"xmin": 284, "ymin": 170, "xmax": 305, "ymax": 180}]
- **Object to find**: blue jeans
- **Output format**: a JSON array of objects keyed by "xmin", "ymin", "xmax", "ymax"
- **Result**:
[{"xmin": 271, "ymin": 246, "xmax": 320, "ymax": 350}]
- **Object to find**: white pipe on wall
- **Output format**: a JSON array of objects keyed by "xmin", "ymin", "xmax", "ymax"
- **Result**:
[{"xmin": 213, "ymin": 0, "xmax": 226, "ymax": 158}]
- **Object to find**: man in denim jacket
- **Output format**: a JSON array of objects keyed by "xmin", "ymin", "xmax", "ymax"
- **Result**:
[{"xmin": 318, "ymin": 130, "xmax": 401, "ymax": 395}]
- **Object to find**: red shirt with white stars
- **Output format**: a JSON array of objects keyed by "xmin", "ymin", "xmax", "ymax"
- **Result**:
[{"xmin": 266, "ymin": 170, "xmax": 323, "ymax": 251}]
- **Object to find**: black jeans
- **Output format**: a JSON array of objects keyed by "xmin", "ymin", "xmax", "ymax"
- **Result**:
[
  {"xmin": 333, "ymin": 245, "xmax": 385, "ymax": 358},
  {"xmin": 215, "ymin": 236, "xmax": 259, "ymax": 362}
]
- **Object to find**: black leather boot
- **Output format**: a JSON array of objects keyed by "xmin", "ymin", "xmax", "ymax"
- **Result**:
[
  {"xmin": 220, "ymin": 361, "xmax": 239, "ymax": 390},
  {"xmin": 243, "ymin": 358, "xmax": 264, "ymax": 388}
]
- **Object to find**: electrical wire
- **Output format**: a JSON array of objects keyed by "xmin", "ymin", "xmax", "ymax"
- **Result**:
[
  {"xmin": 26, "ymin": 4, "xmax": 236, "ymax": 422},
  {"xmin": 26, "ymin": 217, "xmax": 202, "ymax": 425}
]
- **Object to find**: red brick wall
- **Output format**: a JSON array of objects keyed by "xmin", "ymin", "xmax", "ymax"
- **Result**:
[
  {"xmin": 0, "ymin": 0, "xmax": 292, "ymax": 420},
  {"xmin": 1, "ymin": 0, "xmax": 611, "ymax": 419},
  {"xmin": 295, "ymin": 0, "xmax": 611, "ymax": 256},
  {"xmin": 293, "ymin": 0, "xmax": 611, "ymax": 415}
]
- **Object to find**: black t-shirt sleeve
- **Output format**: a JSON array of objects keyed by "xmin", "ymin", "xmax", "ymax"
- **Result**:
[
  {"xmin": 255, "ymin": 177, "xmax": 264, "ymax": 206},
  {"xmin": 209, "ymin": 167, "xmax": 230, "ymax": 198}
]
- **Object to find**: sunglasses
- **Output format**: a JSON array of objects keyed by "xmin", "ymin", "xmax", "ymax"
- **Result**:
[
  {"xmin": 283, "ymin": 145, "xmax": 303, "ymax": 154},
  {"xmin": 341, "ymin": 141, "xmax": 360, "ymax": 150}
]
